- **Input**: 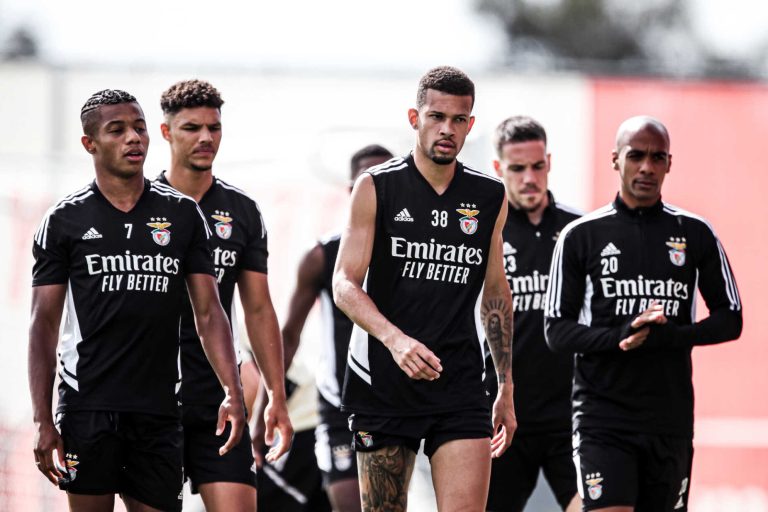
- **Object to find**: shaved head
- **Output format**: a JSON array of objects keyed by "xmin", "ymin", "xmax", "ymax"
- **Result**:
[{"xmin": 615, "ymin": 116, "xmax": 670, "ymax": 150}]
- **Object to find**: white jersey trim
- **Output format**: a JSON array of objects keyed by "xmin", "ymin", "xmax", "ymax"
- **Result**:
[
  {"xmin": 578, "ymin": 274, "xmax": 594, "ymax": 326},
  {"xmin": 58, "ymin": 280, "xmax": 82, "ymax": 391},
  {"xmin": 318, "ymin": 290, "xmax": 341, "ymax": 407},
  {"xmin": 34, "ymin": 187, "xmax": 94, "ymax": 250},
  {"xmin": 230, "ymin": 299, "xmax": 242, "ymax": 365},
  {"xmin": 546, "ymin": 204, "xmax": 617, "ymax": 318},
  {"xmin": 367, "ymin": 157, "xmax": 407, "ymax": 175},
  {"xmin": 217, "ymin": 178, "xmax": 267, "ymax": 239},
  {"xmin": 464, "ymin": 166, "xmax": 502, "ymax": 183},
  {"xmin": 554, "ymin": 201, "xmax": 585, "ymax": 217},
  {"xmin": 663, "ymin": 204, "xmax": 741, "ymax": 311},
  {"xmin": 473, "ymin": 286, "xmax": 486, "ymax": 377},
  {"xmin": 347, "ymin": 273, "xmax": 372, "ymax": 385}
]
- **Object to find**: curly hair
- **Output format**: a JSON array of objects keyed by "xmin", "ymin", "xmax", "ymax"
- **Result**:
[
  {"xmin": 80, "ymin": 89, "xmax": 138, "ymax": 136},
  {"xmin": 416, "ymin": 66, "xmax": 475, "ymax": 109},
  {"xmin": 493, "ymin": 116, "xmax": 547, "ymax": 157},
  {"xmin": 160, "ymin": 79, "xmax": 224, "ymax": 116}
]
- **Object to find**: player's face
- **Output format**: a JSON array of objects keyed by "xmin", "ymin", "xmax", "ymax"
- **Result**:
[
  {"xmin": 86, "ymin": 102, "xmax": 148, "ymax": 179},
  {"xmin": 409, "ymin": 89, "xmax": 474, "ymax": 166},
  {"xmin": 613, "ymin": 126, "xmax": 671, "ymax": 208},
  {"xmin": 494, "ymin": 140, "xmax": 550, "ymax": 214},
  {"xmin": 162, "ymin": 107, "xmax": 222, "ymax": 172}
]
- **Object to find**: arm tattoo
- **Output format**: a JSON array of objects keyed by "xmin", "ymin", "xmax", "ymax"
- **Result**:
[
  {"xmin": 358, "ymin": 446, "xmax": 414, "ymax": 512},
  {"xmin": 481, "ymin": 298, "xmax": 513, "ymax": 382}
]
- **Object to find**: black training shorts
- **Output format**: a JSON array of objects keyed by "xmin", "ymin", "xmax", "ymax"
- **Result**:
[
  {"xmin": 574, "ymin": 427, "xmax": 693, "ymax": 511},
  {"xmin": 315, "ymin": 405, "xmax": 357, "ymax": 487},
  {"xmin": 57, "ymin": 410, "xmax": 183, "ymax": 512},
  {"xmin": 182, "ymin": 404, "xmax": 257, "ymax": 493},
  {"xmin": 350, "ymin": 407, "xmax": 492, "ymax": 458},
  {"xmin": 487, "ymin": 431, "xmax": 577, "ymax": 511}
]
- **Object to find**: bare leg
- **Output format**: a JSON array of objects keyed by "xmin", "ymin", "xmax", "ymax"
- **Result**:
[
  {"xmin": 198, "ymin": 482, "xmax": 257, "ymax": 512},
  {"xmin": 357, "ymin": 446, "xmax": 416, "ymax": 512},
  {"xmin": 430, "ymin": 438, "xmax": 490, "ymax": 512},
  {"xmin": 239, "ymin": 359, "xmax": 261, "ymax": 423},
  {"xmin": 122, "ymin": 494, "xmax": 165, "ymax": 512},
  {"xmin": 327, "ymin": 477, "xmax": 363, "ymax": 512},
  {"xmin": 67, "ymin": 493, "xmax": 115, "ymax": 512},
  {"xmin": 565, "ymin": 493, "xmax": 583, "ymax": 512},
  {"xmin": 592, "ymin": 507, "xmax": 633, "ymax": 512}
]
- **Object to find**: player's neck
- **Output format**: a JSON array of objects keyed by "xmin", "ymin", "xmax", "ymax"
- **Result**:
[
  {"xmin": 94, "ymin": 171, "xmax": 145, "ymax": 213},
  {"xmin": 413, "ymin": 150, "xmax": 456, "ymax": 195},
  {"xmin": 165, "ymin": 165, "xmax": 213, "ymax": 202}
]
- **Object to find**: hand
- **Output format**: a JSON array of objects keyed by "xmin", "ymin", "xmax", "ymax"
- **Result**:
[
  {"xmin": 490, "ymin": 387, "xmax": 517, "ymax": 458},
  {"xmin": 619, "ymin": 301, "xmax": 667, "ymax": 351},
  {"xmin": 216, "ymin": 392, "xmax": 246, "ymax": 456},
  {"xmin": 262, "ymin": 396, "xmax": 294, "ymax": 464},
  {"xmin": 33, "ymin": 421, "xmax": 64, "ymax": 485},
  {"xmin": 385, "ymin": 333, "xmax": 442, "ymax": 380}
]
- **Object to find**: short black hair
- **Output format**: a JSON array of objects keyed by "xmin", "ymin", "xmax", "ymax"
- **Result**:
[
  {"xmin": 160, "ymin": 79, "xmax": 224, "ymax": 116},
  {"xmin": 350, "ymin": 144, "xmax": 393, "ymax": 179},
  {"xmin": 416, "ymin": 66, "xmax": 475, "ymax": 109},
  {"xmin": 493, "ymin": 116, "xmax": 547, "ymax": 157},
  {"xmin": 80, "ymin": 89, "xmax": 137, "ymax": 136}
]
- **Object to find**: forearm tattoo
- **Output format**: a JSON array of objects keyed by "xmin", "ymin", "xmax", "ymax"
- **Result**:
[
  {"xmin": 481, "ymin": 298, "xmax": 513, "ymax": 382},
  {"xmin": 358, "ymin": 446, "xmax": 414, "ymax": 512}
]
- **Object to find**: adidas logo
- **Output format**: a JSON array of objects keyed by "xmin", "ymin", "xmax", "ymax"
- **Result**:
[
  {"xmin": 82, "ymin": 227, "xmax": 103, "ymax": 240},
  {"xmin": 394, "ymin": 208, "xmax": 414, "ymax": 222},
  {"xmin": 600, "ymin": 242, "xmax": 621, "ymax": 257}
]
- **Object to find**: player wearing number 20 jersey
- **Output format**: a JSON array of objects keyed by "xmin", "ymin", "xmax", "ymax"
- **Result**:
[{"xmin": 33, "ymin": 178, "xmax": 214, "ymax": 417}]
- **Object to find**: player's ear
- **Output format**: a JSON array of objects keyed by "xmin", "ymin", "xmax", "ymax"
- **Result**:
[
  {"xmin": 407, "ymin": 108, "xmax": 419, "ymax": 130},
  {"xmin": 467, "ymin": 115, "xmax": 476, "ymax": 133},
  {"xmin": 667, "ymin": 153, "xmax": 672, "ymax": 173},
  {"xmin": 611, "ymin": 151, "xmax": 619, "ymax": 171},
  {"xmin": 492, "ymin": 160, "xmax": 502, "ymax": 177},
  {"xmin": 81, "ymin": 135, "xmax": 95, "ymax": 154},
  {"xmin": 546, "ymin": 153, "xmax": 552, "ymax": 173},
  {"xmin": 160, "ymin": 123, "xmax": 172, "ymax": 141}
]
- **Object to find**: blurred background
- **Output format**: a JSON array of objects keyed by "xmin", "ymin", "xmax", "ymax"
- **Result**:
[{"xmin": 1, "ymin": 0, "xmax": 767, "ymax": 510}]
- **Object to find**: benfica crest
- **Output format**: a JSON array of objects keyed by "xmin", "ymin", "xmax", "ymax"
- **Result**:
[
  {"xmin": 212, "ymin": 210, "xmax": 233, "ymax": 240},
  {"xmin": 357, "ymin": 431, "xmax": 373, "ymax": 448},
  {"xmin": 64, "ymin": 452, "xmax": 80, "ymax": 482},
  {"xmin": 585, "ymin": 473, "xmax": 603, "ymax": 500},
  {"xmin": 666, "ymin": 237, "xmax": 687, "ymax": 267},
  {"xmin": 456, "ymin": 203, "xmax": 479, "ymax": 235},
  {"xmin": 147, "ymin": 217, "xmax": 172, "ymax": 246}
]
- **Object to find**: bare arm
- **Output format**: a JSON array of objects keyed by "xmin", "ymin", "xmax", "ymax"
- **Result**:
[
  {"xmin": 186, "ymin": 273, "xmax": 245, "ymax": 455},
  {"xmin": 238, "ymin": 270, "xmax": 292, "ymax": 463},
  {"xmin": 251, "ymin": 245, "xmax": 323, "ymax": 466},
  {"xmin": 28, "ymin": 284, "xmax": 66, "ymax": 484},
  {"xmin": 480, "ymin": 203, "xmax": 517, "ymax": 458},
  {"xmin": 332, "ymin": 174, "xmax": 441, "ymax": 380},
  {"xmin": 281, "ymin": 244, "xmax": 325, "ymax": 369}
]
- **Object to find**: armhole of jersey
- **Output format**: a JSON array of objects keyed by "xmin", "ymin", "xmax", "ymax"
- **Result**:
[
  {"xmin": 346, "ymin": 272, "xmax": 371, "ymax": 385},
  {"xmin": 474, "ymin": 285, "xmax": 486, "ymax": 378},
  {"xmin": 317, "ymin": 289, "xmax": 341, "ymax": 407}
]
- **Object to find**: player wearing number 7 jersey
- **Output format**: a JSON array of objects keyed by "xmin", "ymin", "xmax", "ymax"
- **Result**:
[{"xmin": 29, "ymin": 89, "xmax": 245, "ymax": 512}]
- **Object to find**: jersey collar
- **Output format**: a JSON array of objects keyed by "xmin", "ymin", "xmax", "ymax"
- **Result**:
[{"xmin": 613, "ymin": 193, "xmax": 664, "ymax": 218}]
